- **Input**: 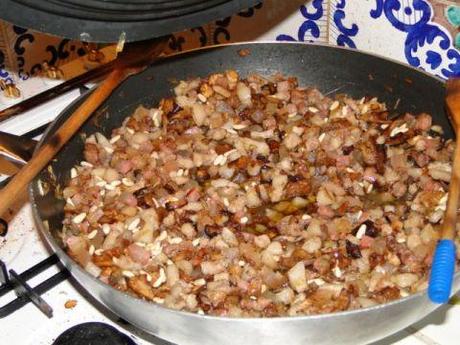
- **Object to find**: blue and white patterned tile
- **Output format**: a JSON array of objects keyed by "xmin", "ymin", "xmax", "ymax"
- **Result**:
[
  {"xmin": 335, "ymin": 0, "xmax": 407, "ymax": 59},
  {"xmin": 367, "ymin": 0, "xmax": 460, "ymax": 78},
  {"xmin": 329, "ymin": 0, "xmax": 359, "ymax": 48},
  {"xmin": 275, "ymin": 0, "xmax": 329, "ymax": 43},
  {"xmin": 219, "ymin": 0, "xmax": 460, "ymax": 79},
  {"xmin": 205, "ymin": 1, "xmax": 328, "ymax": 44}
]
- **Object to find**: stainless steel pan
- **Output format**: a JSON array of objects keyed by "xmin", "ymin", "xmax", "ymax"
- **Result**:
[{"xmin": 8, "ymin": 42, "xmax": 459, "ymax": 345}]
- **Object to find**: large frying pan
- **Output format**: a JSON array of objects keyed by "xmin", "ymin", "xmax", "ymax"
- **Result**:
[{"xmin": 22, "ymin": 42, "xmax": 459, "ymax": 345}]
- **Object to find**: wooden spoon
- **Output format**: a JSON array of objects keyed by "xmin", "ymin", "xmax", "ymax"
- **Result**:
[
  {"xmin": 429, "ymin": 78, "xmax": 460, "ymax": 303},
  {"xmin": 0, "ymin": 36, "xmax": 168, "ymax": 218}
]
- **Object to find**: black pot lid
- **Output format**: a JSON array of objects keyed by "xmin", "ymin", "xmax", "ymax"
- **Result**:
[{"xmin": 0, "ymin": 0, "xmax": 261, "ymax": 43}]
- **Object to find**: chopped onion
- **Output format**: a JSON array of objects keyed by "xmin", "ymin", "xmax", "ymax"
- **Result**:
[
  {"xmin": 237, "ymin": 82, "xmax": 252, "ymax": 106},
  {"xmin": 85, "ymin": 261, "xmax": 102, "ymax": 278},
  {"xmin": 288, "ymin": 262, "xmax": 307, "ymax": 292},
  {"xmin": 192, "ymin": 103, "xmax": 207, "ymax": 126}
]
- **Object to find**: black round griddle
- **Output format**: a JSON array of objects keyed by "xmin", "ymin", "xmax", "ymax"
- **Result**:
[{"xmin": 0, "ymin": 0, "xmax": 261, "ymax": 43}]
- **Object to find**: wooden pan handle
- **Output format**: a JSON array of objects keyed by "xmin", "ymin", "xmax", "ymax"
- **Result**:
[
  {"xmin": 428, "ymin": 78, "xmax": 460, "ymax": 303},
  {"xmin": 442, "ymin": 79, "xmax": 460, "ymax": 240},
  {"xmin": 0, "ymin": 68, "xmax": 128, "ymax": 217},
  {"xmin": 440, "ymin": 141, "xmax": 460, "ymax": 240}
]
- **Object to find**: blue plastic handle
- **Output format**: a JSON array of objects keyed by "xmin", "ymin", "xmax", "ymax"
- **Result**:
[{"xmin": 428, "ymin": 239, "xmax": 456, "ymax": 304}]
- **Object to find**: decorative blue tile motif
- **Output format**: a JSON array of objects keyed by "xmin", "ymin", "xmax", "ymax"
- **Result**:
[
  {"xmin": 333, "ymin": 0, "xmax": 358, "ymax": 48},
  {"xmin": 371, "ymin": 0, "xmax": 460, "ymax": 78},
  {"xmin": 276, "ymin": 0, "xmax": 359, "ymax": 48},
  {"xmin": 276, "ymin": 0, "xmax": 324, "ymax": 42}
]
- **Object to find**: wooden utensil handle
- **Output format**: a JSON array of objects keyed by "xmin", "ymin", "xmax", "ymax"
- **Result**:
[
  {"xmin": 428, "ymin": 78, "xmax": 460, "ymax": 303},
  {"xmin": 0, "ymin": 68, "xmax": 128, "ymax": 217},
  {"xmin": 0, "ymin": 60, "xmax": 116, "ymax": 122},
  {"xmin": 442, "ymin": 79, "xmax": 460, "ymax": 240},
  {"xmin": 441, "ymin": 138, "xmax": 460, "ymax": 240}
]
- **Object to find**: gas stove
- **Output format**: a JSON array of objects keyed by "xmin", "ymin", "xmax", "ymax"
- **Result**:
[{"xmin": 1, "ymin": 48, "xmax": 460, "ymax": 345}]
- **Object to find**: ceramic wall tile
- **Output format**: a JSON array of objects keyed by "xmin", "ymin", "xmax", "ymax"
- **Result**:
[
  {"xmin": 0, "ymin": 22, "xmax": 88, "ymax": 84},
  {"xmin": 0, "ymin": 0, "xmax": 458, "ymax": 88},
  {"xmin": 167, "ymin": 0, "xmax": 460, "ymax": 79}
]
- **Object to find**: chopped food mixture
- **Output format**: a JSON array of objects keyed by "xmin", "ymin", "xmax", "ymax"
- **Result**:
[
  {"xmin": 64, "ymin": 299, "xmax": 78, "ymax": 309},
  {"xmin": 62, "ymin": 70, "xmax": 455, "ymax": 317}
]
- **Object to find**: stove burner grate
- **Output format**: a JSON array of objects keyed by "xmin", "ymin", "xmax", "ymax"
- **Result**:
[{"xmin": 0, "ymin": 254, "xmax": 70, "ymax": 318}]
